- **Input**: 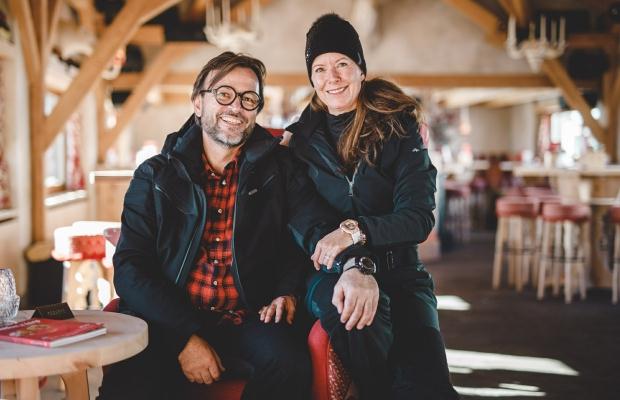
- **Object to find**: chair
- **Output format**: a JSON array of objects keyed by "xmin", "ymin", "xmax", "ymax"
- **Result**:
[{"xmin": 102, "ymin": 227, "xmax": 354, "ymax": 400}]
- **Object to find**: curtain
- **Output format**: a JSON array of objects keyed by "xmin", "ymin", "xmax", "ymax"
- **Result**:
[{"xmin": 65, "ymin": 112, "xmax": 85, "ymax": 191}]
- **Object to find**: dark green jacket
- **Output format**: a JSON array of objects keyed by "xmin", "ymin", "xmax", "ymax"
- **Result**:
[
  {"xmin": 113, "ymin": 116, "xmax": 338, "ymax": 343},
  {"xmin": 287, "ymin": 105, "xmax": 437, "ymax": 272}
]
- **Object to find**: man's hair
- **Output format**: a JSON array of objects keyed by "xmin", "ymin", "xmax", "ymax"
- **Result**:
[{"xmin": 191, "ymin": 51, "xmax": 266, "ymax": 112}]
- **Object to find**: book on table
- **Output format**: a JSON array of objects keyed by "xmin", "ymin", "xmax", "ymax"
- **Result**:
[{"xmin": 0, "ymin": 318, "xmax": 106, "ymax": 348}]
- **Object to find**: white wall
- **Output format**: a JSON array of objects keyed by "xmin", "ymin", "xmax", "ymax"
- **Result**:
[
  {"xmin": 509, "ymin": 103, "xmax": 538, "ymax": 156},
  {"xmin": 129, "ymin": 103, "xmax": 193, "ymax": 154},
  {"xmin": 467, "ymin": 106, "xmax": 512, "ymax": 155}
]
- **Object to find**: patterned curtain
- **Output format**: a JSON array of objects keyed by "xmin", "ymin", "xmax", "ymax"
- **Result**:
[
  {"xmin": 65, "ymin": 112, "xmax": 85, "ymax": 191},
  {"xmin": 0, "ymin": 62, "xmax": 12, "ymax": 209}
]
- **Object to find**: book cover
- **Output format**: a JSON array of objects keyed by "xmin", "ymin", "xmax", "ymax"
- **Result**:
[{"xmin": 0, "ymin": 318, "xmax": 106, "ymax": 348}]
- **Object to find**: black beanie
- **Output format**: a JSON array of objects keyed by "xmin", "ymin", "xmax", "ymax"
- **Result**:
[{"xmin": 305, "ymin": 13, "xmax": 366, "ymax": 83}]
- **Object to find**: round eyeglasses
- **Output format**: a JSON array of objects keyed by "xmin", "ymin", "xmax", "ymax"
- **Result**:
[{"xmin": 199, "ymin": 85, "xmax": 262, "ymax": 111}]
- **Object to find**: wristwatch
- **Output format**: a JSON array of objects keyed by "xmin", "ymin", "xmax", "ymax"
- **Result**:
[
  {"xmin": 344, "ymin": 256, "xmax": 376, "ymax": 275},
  {"xmin": 339, "ymin": 219, "xmax": 367, "ymax": 245}
]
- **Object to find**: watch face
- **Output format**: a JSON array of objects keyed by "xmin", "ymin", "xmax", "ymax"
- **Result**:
[
  {"xmin": 342, "ymin": 220, "xmax": 358, "ymax": 232},
  {"xmin": 358, "ymin": 257, "xmax": 376, "ymax": 274}
]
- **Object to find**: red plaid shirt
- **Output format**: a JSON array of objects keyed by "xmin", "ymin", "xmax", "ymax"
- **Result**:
[{"xmin": 186, "ymin": 154, "xmax": 243, "ymax": 317}]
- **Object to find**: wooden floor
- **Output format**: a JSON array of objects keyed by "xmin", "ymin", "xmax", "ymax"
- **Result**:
[
  {"xmin": 40, "ymin": 231, "xmax": 619, "ymax": 399},
  {"xmin": 432, "ymin": 232, "xmax": 620, "ymax": 400}
]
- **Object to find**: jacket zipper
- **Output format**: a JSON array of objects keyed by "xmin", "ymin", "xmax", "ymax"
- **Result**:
[
  {"xmin": 231, "ymin": 180, "xmax": 248, "ymax": 307},
  {"xmin": 346, "ymin": 162, "xmax": 361, "ymax": 196},
  {"xmin": 174, "ymin": 185, "xmax": 206, "ymax": 285}
]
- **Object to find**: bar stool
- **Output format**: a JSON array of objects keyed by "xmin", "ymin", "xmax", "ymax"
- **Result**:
[
  {"xmin": 609, "ymin": 205, "xmax": 620, "ymax": 304},
  {"xmin": 537, "ymin": 203, "xmax": 591, "ymax": 304},
  {"xmin": 444, "ymin": 180, "xmax": 471, "ymax": 243},
  {"xmin": 526, "ymin": 194, "xmax": 562, "ymax": 287},
  {"xmin": 492, "ymin": 196, "xmax": 539, "ymax": 291}
]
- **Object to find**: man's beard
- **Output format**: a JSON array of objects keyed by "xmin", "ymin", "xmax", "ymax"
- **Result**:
[{"xmin": 201, "ymin": 111, "xmax": 254, "ymax": 149}]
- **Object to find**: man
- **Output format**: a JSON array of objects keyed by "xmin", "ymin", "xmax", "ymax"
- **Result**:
[{"xmin": 98, "ymin": 52, "xmax": 347, "ymax": 400}]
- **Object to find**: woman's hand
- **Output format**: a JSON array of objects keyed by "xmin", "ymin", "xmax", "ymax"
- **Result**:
[
  {"xmin": 258, "ymin": 295, "xmax": 297, "ymax": 324},
  {"xmin": 311, "ymin": 228, "xmax": 353, "ymax": 270}
]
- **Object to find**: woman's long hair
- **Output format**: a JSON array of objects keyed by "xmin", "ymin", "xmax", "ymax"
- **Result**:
[{"xmin": 311, "ymin": 78, "xmax": 424, "ymax": 170}]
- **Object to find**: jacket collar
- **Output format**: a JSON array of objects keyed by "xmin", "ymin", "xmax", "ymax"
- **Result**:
[{"xmin": 162, "ymin": 114, "xmax": 281, "ymax": 182}]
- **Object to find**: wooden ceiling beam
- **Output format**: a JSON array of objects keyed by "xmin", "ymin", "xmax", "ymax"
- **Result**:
[
  {"xmin": 441, "ymin": 0, "xmax": 504, "ymax": 45},
  {"xmin": 30, "ymin": 0, "xmax": 48, "ymax": 67},
  {"xmin": 9, "ymin": 0, "xmax": 41, "ymax": 82},
  {"xmin": 113, "ymin": 72, "xmax": 558, "ymax": 90},
  {"xmin": 130, "ymin": 25, "xmax": 166, "ymax": 46},
  {"xmin": 509, "ymin": 0, "xmax": 530, "ymax": 28},
  {"xmin": 45, "ymin": 0, "xmax": 183, "ymax": 150},
  {"xmin": 45, "ymin": 0, "xmax": 63, "ymax": 59},
  {"xmin": 99, "ymin": 43, "xmax": 198, "ymax": 162},
  {"xmin": 541, "ymin": 59, "xmax": 605, "ymax": 144}
]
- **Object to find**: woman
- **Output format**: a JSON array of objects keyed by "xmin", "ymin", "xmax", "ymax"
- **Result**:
[{"xmin": 285, "ymin": 13, "xmax": 459, "ymax": 400}]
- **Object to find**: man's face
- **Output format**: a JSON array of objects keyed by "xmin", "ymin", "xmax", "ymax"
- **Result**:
[{"xmin": 193, "ymin": 67, "xmax": 260, "ymax": 149}]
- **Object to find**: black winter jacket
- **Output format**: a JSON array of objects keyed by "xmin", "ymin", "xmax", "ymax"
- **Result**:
[
  {"xmin": 113, "ymin": 116, "xmax": 339, "ymax": 343},
  {"xmin": 287, "ymin": 106, "xmax": 437, "ymax": 273}
]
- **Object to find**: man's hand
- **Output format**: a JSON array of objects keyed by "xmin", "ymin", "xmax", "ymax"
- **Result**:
[
  {"xmin": 332, "ymin": 268, "xmax": 379, "ymax": 330},
  {"xmin": 259, "ymin": 295, "xmax": 296, "ymax": 324},
  {"xmin": 178, "ymin": 335, "xmax": 225, "ymax": 384},
  {"xmin": 311, "ymin": 228, "xmax": 353, "ymax": 270}
]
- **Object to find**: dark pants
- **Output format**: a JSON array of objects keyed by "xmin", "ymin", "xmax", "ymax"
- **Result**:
[
  {"xmin": 98, "ymin": 314, "xmax": 311, "ymax": 400},
  {"xmin": 307, "ymin": 267, "xmax": 460, "ymax": 400}
]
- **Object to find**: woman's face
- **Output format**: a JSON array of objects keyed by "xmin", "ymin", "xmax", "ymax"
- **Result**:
[{"xmin": 311, "ymin": 53, "xmax": 365, "ymax": 115}]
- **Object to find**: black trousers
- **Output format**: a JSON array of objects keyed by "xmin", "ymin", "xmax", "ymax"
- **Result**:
[
  {"xmin": 307, "ymin": 267, "xmax": 460, "ymax": 400},
  {"xmin": 98, "ymin": 313, "xmax": 311, "ymax": 400}
]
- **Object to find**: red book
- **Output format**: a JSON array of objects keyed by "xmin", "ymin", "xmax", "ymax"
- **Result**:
[{"xmin": 0, "ymin": 318, "xmax": 106, "ymax": 348}]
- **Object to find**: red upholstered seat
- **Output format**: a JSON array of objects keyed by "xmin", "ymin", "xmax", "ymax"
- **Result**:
[
  {"xmin": 495, "ymin": 196, "xmax": 539, "ymax": 218},
  {"xmin": 541, "ymin": 203, "xmax": 591, "ymax": 223},
  {"xmin": 609, "ymin": 205, "xmax": 620, "ymax": 224}
]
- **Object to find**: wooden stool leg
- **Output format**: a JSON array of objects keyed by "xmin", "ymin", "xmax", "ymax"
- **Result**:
[
  {"xmin": 613, "ymin": 225, "xmax": 620, "ymax": 304},
  {"xmin": 563, "ymin": 221, "xmax": 574, "ymax": 304},
  {"xmin": 532, "ymin": 217, "xmax": 543, "ymax": 287},
  {"xmin": 577, "ymin": 223, "xmax": 587, "ymax": 300},
  {"xmin": 508, "ymin": 217, "xmax": 517, "ymax": 287},
  {"xmin": 538, "ymin": 220, "xmax": 552, "ymax": 300},
  {"xmin": 492, "ymin": 217, "xmax": 507, "ymax": 289},
  {"xmin": 552, "ymin": 222, "xmax": 563, "ymax": 297},
  {"xmin": 515, "ymin": 217, "xmax": 524, "ymax": 292}
]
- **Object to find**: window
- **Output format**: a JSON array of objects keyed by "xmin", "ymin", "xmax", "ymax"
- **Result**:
[{"xmin": 44, "ymin": 93, "xmax": 85, "ymax": 195}]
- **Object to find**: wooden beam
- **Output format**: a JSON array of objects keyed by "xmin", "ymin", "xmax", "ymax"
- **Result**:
[
  {"xmin": 386, "ymin": 73, "xmax": 553, "ymax": 88},
  {"xmin": 45, "ymin": 0, "xmax": 183, "ymax": 150},
  {"xmin": 45, "ymin": 0, "xmax": 63, "ymax": 59},
  {"xmin": 442, "ymin": 0, "xmax": 497, "ymax": 32},
  {"xmin": 541, "ymin": 59, "xmax": 605, "ymax": 144},
  {"xmin": 30, "ymin": 0, "xmax": 48, "ymax": 67},
  {"xmin": 568, "ymin": 33, "xmax": 618, "ymax": 55},
  {"xmin": 9, "ymin": 0, "xmax": 41, "ymax": 82},
  {"xmin": 67, "ymin": 0, "xmax": 97, "ymax": 34},
  {"xmin": 95, "ymin": 80, "xmax": 108, "ymax": 162},
  {"xmin": 99, "ymin": 43, "xmax": 197, "ymax": 162},
  {"xmin": 130, "ymin": 25, "xmax": 166, "ymax": 46},
  {"xmin": 509, "ymin": 0, "xmax": 530, "ymax": 28},
  {"xmin": 115, "ymin": 72, "xmax": 559, "ymax": 90}
]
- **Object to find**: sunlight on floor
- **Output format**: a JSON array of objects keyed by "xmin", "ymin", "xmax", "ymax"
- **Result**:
[
  {"xmin": 446, "ymin": 349, "xmax": 579, "ymax": 376},
  {"xmin": 454, "ymin": 385, "xmax": 546, "ymax": 397},
  {"xmin": 436, "ymin": 295, "xmax": 471, "ymax": 311}
]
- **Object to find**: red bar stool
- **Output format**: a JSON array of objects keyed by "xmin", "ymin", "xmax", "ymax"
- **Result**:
[
  {"xmin": 609, "ymin": 205, "xmax": 620, "ymax": 304},
  {"xmin": 492, "ymin": 196, "xmax": 539, "ymax": 291},
  {"xmin": 537, "ymin": 203, "xmax": 591, "ymax": 304},
  {"xmin": 526, "ymin": 194, "xmax": 562, "ymax": 287},
  {"xmin": 444, "ymin": 180, "xmax": 472, "ymax": 243}
]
